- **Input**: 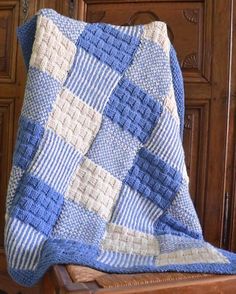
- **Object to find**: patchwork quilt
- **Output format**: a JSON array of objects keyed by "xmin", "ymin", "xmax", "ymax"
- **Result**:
[{"xmin": 4, "ymin": 8, "xmax": 236, "ymax": 287}]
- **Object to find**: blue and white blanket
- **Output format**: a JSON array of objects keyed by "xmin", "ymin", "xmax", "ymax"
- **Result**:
[{"xmin": 4, "ymin": 8, "xmax": 236, "ymax": 287}]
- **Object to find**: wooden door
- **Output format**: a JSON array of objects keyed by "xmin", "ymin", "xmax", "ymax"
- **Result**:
[
  {"xmin": 0, "ymin": 0, "xmax": 20, "ymax": 272},
  {"xmin": 0, "ymin": 0, "xmax": 235, "ymax": 292}
]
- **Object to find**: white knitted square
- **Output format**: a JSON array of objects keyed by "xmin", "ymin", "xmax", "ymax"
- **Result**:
[
  {"xmin": 30, "ymin": 15, "xmax": 76, "ymax": 83},
  {"xmin": 156, "ymin": 245, "xmax": 229, "ymax": 266},
  {"xmin": 5, "ymin": 166, "xmax": 24, "ymax": 214},
  {"xmin": 101, "ymin": 224, "xmax": 160, "ymax": 256},
  {"xmin": 65, "ymin": 157, "xmax": 122, "ymax": 220},
  {"xmin": 143, "ymin": 21, "xmax": 170, "ymax": 59},
  {"xmin": 47, "ymin": 88, "xmax": 102, "ymax": 155},
  {"xmin": 163, "ymin": 85, "xmax": 180, "ymax": 124}
]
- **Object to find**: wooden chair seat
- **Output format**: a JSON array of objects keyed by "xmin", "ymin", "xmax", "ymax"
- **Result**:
[{"xmin": 43, "ymin": 265, "xmax": 236, "ymax": 293}]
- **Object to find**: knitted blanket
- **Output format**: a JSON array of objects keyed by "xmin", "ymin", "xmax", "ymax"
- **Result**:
[{"xmin": 4, "ymin": 9, "xmax": 236, "ymax": 287}]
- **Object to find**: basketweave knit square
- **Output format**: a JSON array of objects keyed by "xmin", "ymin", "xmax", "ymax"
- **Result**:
[
  {"xmin": 104, "ymin": 78, "xmax": 163, "ymax": 144},
  {"xmin": 125, "ymin": 147, "xmax": 183, "ymax": 210},
  {"xmin": 101, "ymin": 223, "xmax": 160, "ymax": 256},
  {"xmin": 10, "ymin": 173, "xmax": 64, "ymax": 236},
  {"xmin": 47, "ymin": 88, "xmax": 102, "ymax": 155},
  {"xmin": 77, "ymin": 23, "xmax": 140, "ymax": 74},
  {"xmin": 65, "ymin": 157, "xmax": 122, "ymax": 221},
  {"xmin": 13, "ymin": 117, "xmax": 44, "ymax": 171},
  {"xmin": 30, "ymin": 15, "xmax": 76, "ymax": 83}
]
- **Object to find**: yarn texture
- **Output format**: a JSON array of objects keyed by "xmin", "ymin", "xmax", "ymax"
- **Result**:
[{"xmin": 4, "ymin": 9, "xmax": 236, "ymax": 287}]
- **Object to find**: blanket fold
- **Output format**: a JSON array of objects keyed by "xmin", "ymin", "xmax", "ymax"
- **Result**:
[{"xmin": 4, "ymin": 9, "xmax": 236, "ymax": 287}]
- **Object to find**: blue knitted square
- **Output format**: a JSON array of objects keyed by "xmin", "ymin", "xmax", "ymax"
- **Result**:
[
  {"xmin": 10, "ymin": 173, "xmax": 64, "ymax": 236},
  {"xmin": 6, "ymin": 166, "xmax": 24, "ymax": 212},
  {"xmin": 116, "ymin": 25, "xmax": 143, "ymax": 39},
  {"xmin": 154, "ymin": 181, "xmax": 202, "ymax": 239},
  {"xmin": 13, "ymin": 116, "xmax": 44, "ymax": 170},
  {"xmin": 77, "ymin": 23, "xmax": 140, "ymax": 74},
  {"xmin": 22, "ymin": 67, "xmax": 61, "ymax": 125},
  {"xmin": 158, "ymin": 234, "xmax": 205, "ymax": 254},
  {"xmin": 170, "ymin": 45, "xmax": 185, "ymax": 137},
  {"xmin": 87, "ymin": 117, "xmax": 141, "ymax": 181},
  {"xmin": 125, "ymin": 148, "xmax": 182, "ymax": 209},
  {"xmin": 5, "ymin": 217, "xmax": 46, "ymax": 271},
  {"xmin": 97, "ymin": 250, "xmax": 155, "ymax": 268},
  {"xmin": 145, "ymin": 108, "xmax": 184, "ymax": 174},
  {"xmin": 111, "ymin": 184, "xmax": 163, "ymax": 234},
  {"xmin": 64, "ymin": 47, "xmax": 121, "ymax": 113},
  {"xmin": 40, "ymin": 9, "xmax": 86, "ymax": 43},
  {"xmin": 125, "ymin": 39, "xmax": 172, "ymax": 102},
  {"xmin": 17, "ymin": 16, "xmax": 37, "ymax": 69},
  {"xmin": 104, "ymin": 78, "xmax": 162, "ymax": 143},
  {"xmin": 167, "ymin": 181, "xmax": 203, "ymax": 235},
  {"xmin": 29, "ymin": 129, "xmax": 83, "ymax": 194},
  {"xmin": 52, "ymin": 199, "xmax": 106, "ymax": 246},
  {"xmin": 154, "ymin": 213, "xmax": 202, "ymax": 239}
]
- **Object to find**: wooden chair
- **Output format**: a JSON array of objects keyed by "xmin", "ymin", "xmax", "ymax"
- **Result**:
[{"xmin": 42, "ymin": 265, "xmax": 236, "ymax": 293}]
